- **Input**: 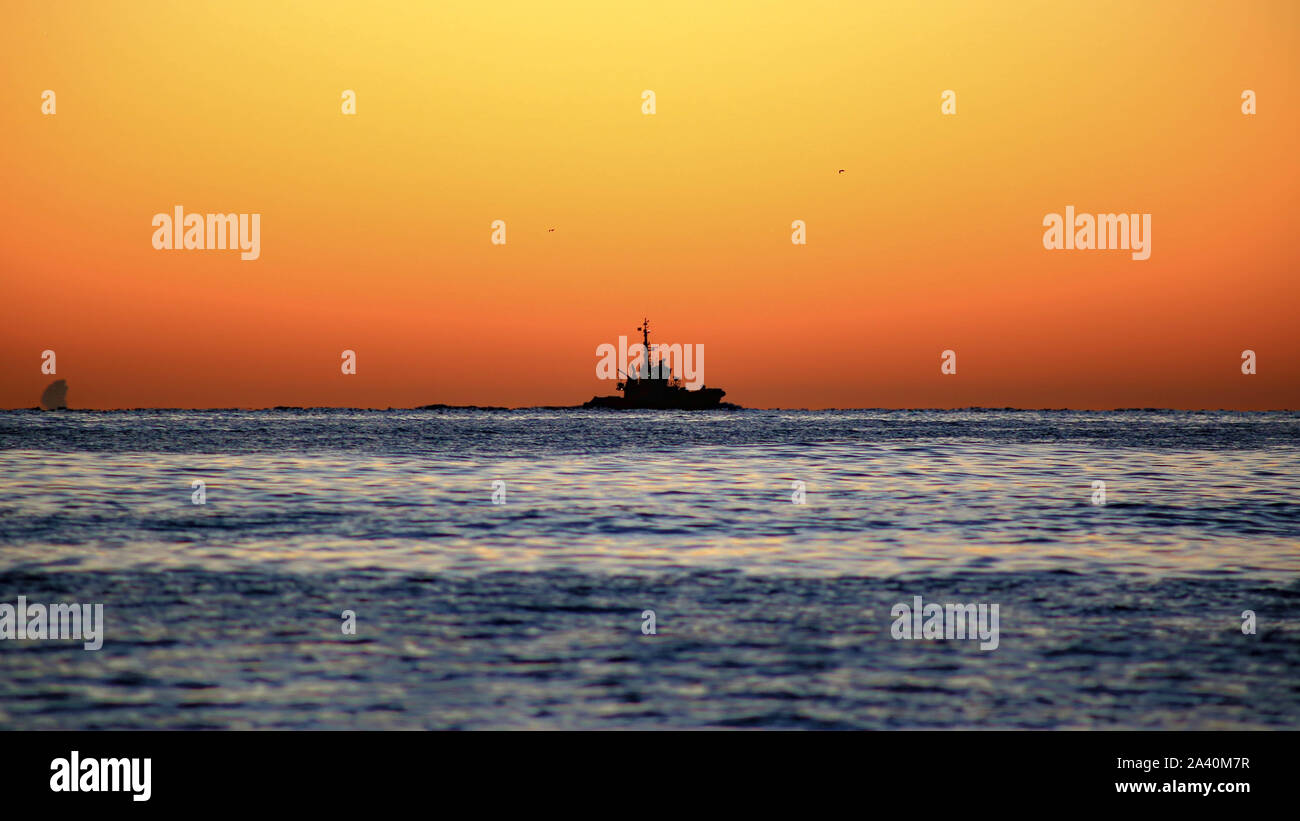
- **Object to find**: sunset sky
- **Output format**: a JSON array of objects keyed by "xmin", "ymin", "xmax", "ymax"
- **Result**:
[{"xmin": 2, "ymin": 0, "xmax": 1296, "ymax": 409}]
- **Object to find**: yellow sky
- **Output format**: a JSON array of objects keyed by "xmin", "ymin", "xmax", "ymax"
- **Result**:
[{"xmin": 1, "ymin": 0, "xmax": 1297, "ymax": 408}]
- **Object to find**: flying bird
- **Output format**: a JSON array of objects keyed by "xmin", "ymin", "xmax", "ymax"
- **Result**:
[
  {"xmin": 837, "ymin": 169, "xmax": 845, "ymax": 174},
  {"xmin": 547, "ymin": 227, "xmax": 555, "ymax": 232}
]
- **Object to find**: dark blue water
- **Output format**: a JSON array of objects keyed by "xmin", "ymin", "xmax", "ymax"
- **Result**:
[{"xmin": 1, "ymin": 409, "xmax": 1298, "ymax": 728}]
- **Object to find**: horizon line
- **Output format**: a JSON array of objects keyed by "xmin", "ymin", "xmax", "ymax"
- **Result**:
[{"xmin": 7, "ymin": 405, "xmax": 1299, "ymax": 413}]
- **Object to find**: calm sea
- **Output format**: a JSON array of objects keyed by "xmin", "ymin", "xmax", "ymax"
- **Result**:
[{"xmin": 1, "ymin": 409, "xmax": 1298, "ymax": 729}]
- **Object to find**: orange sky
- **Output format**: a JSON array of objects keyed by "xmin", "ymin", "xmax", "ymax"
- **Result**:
[{"xmin": 2, "ymin": 0, "xmax": 1297, "ymax": 409}]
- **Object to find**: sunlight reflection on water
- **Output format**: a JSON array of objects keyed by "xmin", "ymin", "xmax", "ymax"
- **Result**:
[{"xmin": 1, "ymin": 410, "xmax": 1296, "ymax": 578}]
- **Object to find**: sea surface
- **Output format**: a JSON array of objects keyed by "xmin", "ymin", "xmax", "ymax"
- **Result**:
[{"xmin": 1, "ymin": 409, "xmax": 1297, "ymax": 729}]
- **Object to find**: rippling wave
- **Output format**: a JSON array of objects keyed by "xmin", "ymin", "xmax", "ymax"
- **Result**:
[{"xmin": 1, "ymin": 409, "xmax": 1297, "ymax": 728}]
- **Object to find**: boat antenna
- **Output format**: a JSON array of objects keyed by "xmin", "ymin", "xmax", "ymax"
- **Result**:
[{"xmin": 640, "ymin": 318, "xmax": 651, "ymax": 380}]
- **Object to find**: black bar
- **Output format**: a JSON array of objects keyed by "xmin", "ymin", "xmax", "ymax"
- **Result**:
[{"xmin": 2, "ymin": 730, "xmax": 1288, "ymax": 809}]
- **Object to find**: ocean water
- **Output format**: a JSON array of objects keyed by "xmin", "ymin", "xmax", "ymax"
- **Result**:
[{"xmin": 1, "ymin": 409, "xmax": 1298, "ymax": 729}]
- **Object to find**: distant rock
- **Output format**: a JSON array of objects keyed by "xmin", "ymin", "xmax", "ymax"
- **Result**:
[{"xmin": 39, "ymin": 379, "xmax": 68, "ymax": 410}]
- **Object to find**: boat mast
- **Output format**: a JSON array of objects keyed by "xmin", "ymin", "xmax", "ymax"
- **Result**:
[{"xmin": 639, "ymin": 318, "xmax": 651, "ymax": 381}]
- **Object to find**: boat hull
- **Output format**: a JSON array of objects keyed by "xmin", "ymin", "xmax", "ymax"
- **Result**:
[{"xmin": 582, "ymin": 388, "xmax": 736, "ymax": 410}]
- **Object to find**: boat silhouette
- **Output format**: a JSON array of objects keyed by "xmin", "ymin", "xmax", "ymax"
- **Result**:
[{"xmin": 583, "ymin": 320, "xmax": 738, "ymax": 410}]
